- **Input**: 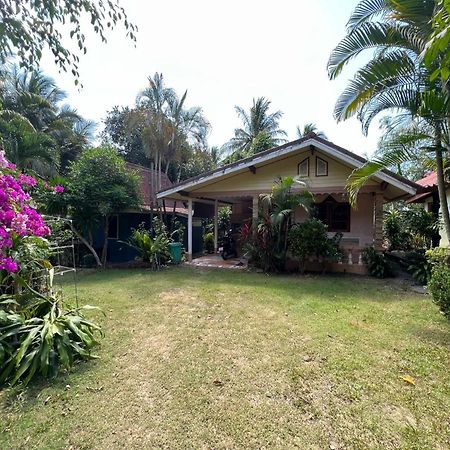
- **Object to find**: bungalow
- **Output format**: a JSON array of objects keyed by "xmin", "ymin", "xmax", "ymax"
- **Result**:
[
  {"xmin": 407, "ymin": 171, "xmax": 450, "ymax": 247},
  {"xmin": 157, "ymin": 133, "xmax": 420, "ymax": 269}
]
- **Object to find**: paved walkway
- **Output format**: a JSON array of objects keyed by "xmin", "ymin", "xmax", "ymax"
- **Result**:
[{"xmin": 186, "ymin": 254, "xmax": 247, "ymax": 270}]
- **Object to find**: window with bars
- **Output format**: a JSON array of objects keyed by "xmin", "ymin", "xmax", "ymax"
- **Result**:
[{"xmin": 316, "ymin": 196, "xmax": 350, "ymax": 232}]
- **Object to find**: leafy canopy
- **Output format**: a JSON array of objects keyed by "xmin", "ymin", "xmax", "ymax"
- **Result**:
[{"xmin": 0, "ymin": 0, "xmax": 137, "ymax": 83}]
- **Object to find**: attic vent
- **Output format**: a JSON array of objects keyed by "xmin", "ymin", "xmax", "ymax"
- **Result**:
[
  {"xmin": 298, "ymin": 158, "xmax": 309, "ymax": 177},
  {"xmin": 316, "ymin": 157, "xmax": 328, "ymax": 177}
]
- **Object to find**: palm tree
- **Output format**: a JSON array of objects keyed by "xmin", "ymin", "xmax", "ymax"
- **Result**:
[
  {"xmin": 296, "ymin": 123, "xmax": 327, "ymax": 139},
  {"xmin": 225, "ymin": 97, "xmax": 287, "ymax": 160},
  {"xmin": 327, "ymin": 0, "xmax": 450, "ymax": 240},
  {"xmin": 260, "ymin": 176, "xmax": 312, "ymax": 257},
  {"xmin": 135, "ymin": 72, "xmax": 210, "ymax": 191},
  {"xmin": 0, "ymin": 66, "xmax": 94, "ymax": 174},
  {"xmin": 0, "ymin": 114, "xmax": 58, "ymax": 174}
]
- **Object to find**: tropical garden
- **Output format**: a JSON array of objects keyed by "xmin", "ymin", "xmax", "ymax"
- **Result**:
[{"xmin": 0, "ymin": 0, "xmax": 450, "ymax": 448}]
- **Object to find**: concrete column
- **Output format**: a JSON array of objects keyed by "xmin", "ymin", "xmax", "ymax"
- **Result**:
[
  {"xmin": 214, "ymin": 199, "xmax": 218, "ymax": 253},
  {"xmin": 188, "ymin": 199, "xmax": 193, "ymax": 261},
  {"xmin": 373, "ymin": 193, "xmax": 384, "ymax": 250}
]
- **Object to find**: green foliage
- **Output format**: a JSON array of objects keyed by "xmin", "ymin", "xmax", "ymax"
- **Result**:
[
  {"xmin": 362, "ymin": 247, "xmax": 393, "ymax": 279},
  {"xmin": 384, "ymin": 206, "xmax": 438, "ymax": 250},
  {"xmin": 425, "ymin": 246, "xmax": 450, "ymax": 266},
  {"xmin": 0, "ymin": 0, "xmax": 136, "ymax": 83},
  {"xmin": 405, "ymin": 251, "xmax": 432, "ymax": 284},
  {"xmin": 224, "ymin": 97, "xmax": 287, "ymax": 161},
  {"xmin": 244, "ymin": 177, "xmax": 313, "ymax": 272},
  {"xmin": 125, "ymin": 220, "xmax": 170, "ymax": 270},
  {"xmin": 384, "ymin": 209, "xmax": 410, "ymax": 250},
  {"xmin": 0, "ymin": 296, "xmax": 102, "ymax": 386},
  {"xmin": 288, "ymin": 218, "xmax": 342, "ymax": 272},
  {"xmin": 203, "ymin": 232, "xmax": 215, "ymax": 254},
  {"xmin": 428, "ymin": 265, "xmax": 450, "ymax": 318}
]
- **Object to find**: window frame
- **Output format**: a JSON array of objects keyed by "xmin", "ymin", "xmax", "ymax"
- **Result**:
[
  {"xmin": 316, "ymin": 197, "xmax": 351, "ymax": 232},
  {"xmin": 297, "ymin": 157, "xmax": 309, "ymax": 177},
  {"xmin": 315, "ymin": 156, "xmax": 328, "ymax": 177}
]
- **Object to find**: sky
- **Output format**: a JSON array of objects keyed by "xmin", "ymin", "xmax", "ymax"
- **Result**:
[{"xmin": 39, "ymin": 0, "xmax": 383, "ymax": 158}]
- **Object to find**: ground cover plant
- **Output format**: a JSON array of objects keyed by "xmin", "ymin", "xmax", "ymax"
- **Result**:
[{"xmin": 1, "ymin": 267, "xmax": 449, "ymax": 449}]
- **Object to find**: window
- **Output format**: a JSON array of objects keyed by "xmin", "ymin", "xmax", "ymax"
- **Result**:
[
  {"xmin": 108, "ymin": 215, "xmax": 119, "ymax": 239},
  {"xmin": 298, "ymin": 157, "xmax": 309, "ymax": 177},
  {"xmin": 316, "ymin": 156, "xmax": 328, "ymax": 177},
  {"xmin": 316, "ymin": 196, "xmax": 350, "ymax": 232}
]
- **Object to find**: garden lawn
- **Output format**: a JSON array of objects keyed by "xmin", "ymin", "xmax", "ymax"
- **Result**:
[{"xmin": 1, "ymin": 267, "xmax": 450, "ymax": 450}]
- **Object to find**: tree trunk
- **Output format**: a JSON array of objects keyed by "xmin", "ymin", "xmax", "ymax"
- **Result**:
[
  {"xmin": 101, "ymin": 216, "xmax": 109, "ymax": 266},
  {"xmin": 435, "ymin": 145, "xmax": 450, "ymax": 245},
  {"xmin": 73, "ymin": 228, "xmax": 102, "ymax": 267}
]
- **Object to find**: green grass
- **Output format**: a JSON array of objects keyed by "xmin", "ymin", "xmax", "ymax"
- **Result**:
[{"xmin": 1, "ymin": 267, "xmax": 450, "ymax": 449}]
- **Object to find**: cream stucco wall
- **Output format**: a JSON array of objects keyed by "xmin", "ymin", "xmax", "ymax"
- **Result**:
[{"xmin": 190, "ymin": 149, "xmax": 379, "ymax": 197}]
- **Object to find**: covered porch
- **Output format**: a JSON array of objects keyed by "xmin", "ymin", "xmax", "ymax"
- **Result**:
[{"xmin": 157, "ymin": 135, "xmax": 419, "ymax": 270}]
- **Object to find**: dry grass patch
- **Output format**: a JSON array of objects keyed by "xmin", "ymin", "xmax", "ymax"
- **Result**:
[{"xmin": 1, "ymin": 267, "xmax": 449, "ymax": 449}]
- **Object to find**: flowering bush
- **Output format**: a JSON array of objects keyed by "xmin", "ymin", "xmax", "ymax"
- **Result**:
[
  {"xmin": 0, "ymin": 150, "xmax": 103, "ymax": 387},
  {"xmin": 0, "ymin": 150, "xmax": 51, "ymax": 275}
]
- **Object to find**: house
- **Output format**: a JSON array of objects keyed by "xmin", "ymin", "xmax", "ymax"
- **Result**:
[
  {"xmin": 90, "ymin": 163, "xmax": 203, "ymax": 264},
  {"xmin": 157, "ymin": 133, "xmax": 420, "ymax": 271},
  {"xmin": 407, "ymin": 171, "xmax": 450, "ymax": 247}
]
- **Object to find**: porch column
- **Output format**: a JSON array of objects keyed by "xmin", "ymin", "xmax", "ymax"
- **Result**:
[
  {"xmin": 373, "ymin": 193, "xmax": 383, "ymax": 250},
  {"xmin": 252, "ymin": 195, "xmax": 259, "ymax": 228},
  {"xmin": 188, "ymin": 199, "xmax": 193, "ymax": 262},
  {"xmin": 214, "ymin": 199, "xmax": 218, "ymax": 253}
]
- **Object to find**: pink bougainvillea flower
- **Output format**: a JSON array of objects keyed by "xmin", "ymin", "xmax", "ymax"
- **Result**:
[
  {"xmin": 54, "ymin": 185, "xmax": 65, "ymax": 193},
  {"xmin": 18, "ymin": 174, "xmax": 37, "ymax": 187}
]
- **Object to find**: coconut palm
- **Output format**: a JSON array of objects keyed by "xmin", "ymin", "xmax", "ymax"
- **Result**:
[
  {"xmin": 327, "ymin": 0, "xmax": 450, "ymax": 239},
  {"xmin": 225, "ymin": 97, "xmax": 287, "ymax": 160},
  {"xmin": 296, "ymin": 123, "xmax": 327, "ymax": 139}
]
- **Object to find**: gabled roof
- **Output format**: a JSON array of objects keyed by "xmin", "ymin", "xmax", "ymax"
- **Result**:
[{"xmin": 157, "ymin": 134, "xmax": 420, "ymax": 200}]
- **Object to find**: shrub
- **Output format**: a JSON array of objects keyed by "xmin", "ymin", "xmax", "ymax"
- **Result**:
[
  {"xmin": 361, "ymin": 247, "xmax": 393, "ymax": 278},
  {"xmin": 426, "ymin": 247, "xmax": 450, "ymax": 266},
  {"xmin": 125, "ymin": 219, "xmax": 170, "ymax": 270},
  {"xmin": 384, "ymin": 209, "xmax": 410, "ymax": 250},
  {"xmin": 0, "ymin": 296, "xmax": 102, "ymax": 386},
  {"xmin": 0, "ymin": 150, "xmax": 103, "ymax": 386},
  {"xmin": 405, "ymin": 251, "xmax": 432, "ymax": 284},
  {"xmin": 428, "ymin": 265, "xmax": 450, "ymax": 318},
  {"xmin": 203, "ymin": 232, "xmax": 215, "ymax": 254},
  {"xmin": 288, "ymin": 218, "xmax": 342, "ymax": 272}
]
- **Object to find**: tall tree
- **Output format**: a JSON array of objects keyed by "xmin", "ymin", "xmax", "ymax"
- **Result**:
[
  {"xmin": 296, "ymin": 123, "xmax": 327, "ymax": 139},
  {"xmin": 67, "ymin": 147, "xmax": 140, "ymax": 266},
  {"xmin": 225, "ymin": 97, "xmax": 287, "ymax": 161},
  {"xmin": 0, "ymin": 0, "xmax": 136, "ymax": 83},
  {"xmin": 327, "ymin": 0, "xmax": 450, "ymax": 240},
  {"xmin": 0, "ymin": 66, "xmax": 95, "ymax": 174}
]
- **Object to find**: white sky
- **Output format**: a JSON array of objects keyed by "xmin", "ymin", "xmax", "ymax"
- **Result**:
[{"xmin": 39, "ymin": 0, "xmax": 383, "ymax": 157}]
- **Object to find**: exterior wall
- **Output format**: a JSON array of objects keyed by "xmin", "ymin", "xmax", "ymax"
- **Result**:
[
  {"xmin": 294, "ymin": 193, "xmax": 375, "ymax": 249},
  {"xmin": 190, "ymin": 149, "xmax": 379, "ymax": 197}
]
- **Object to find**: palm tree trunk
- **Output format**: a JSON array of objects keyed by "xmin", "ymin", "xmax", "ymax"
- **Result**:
[{"xmin": 436, "ymin": 145, "xmax": 450, "ymax": 244}]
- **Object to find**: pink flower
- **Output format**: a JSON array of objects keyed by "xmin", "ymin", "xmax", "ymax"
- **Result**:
[
  {"xmin": 0, "ymin": 256, "xmax": 18, "ymax": 273},
  {"xmin": 18, "ymin": 174, "xmax": 37, "ymax": 187},
  {"xmin": 54, "ymin": 185, "xmax": 64, "ymax": 193}
]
